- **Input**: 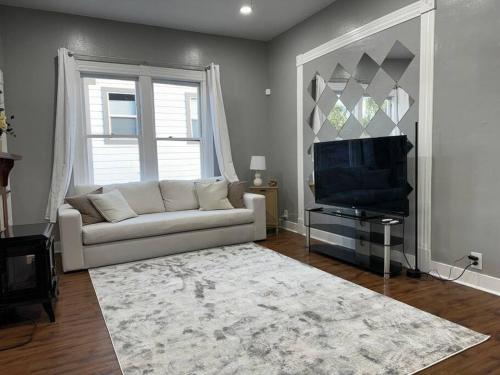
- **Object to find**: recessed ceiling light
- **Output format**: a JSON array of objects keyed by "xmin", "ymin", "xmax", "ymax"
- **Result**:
[{"xmin": 240, "ymin": 5, "xmax": 253, "ymax": 15}]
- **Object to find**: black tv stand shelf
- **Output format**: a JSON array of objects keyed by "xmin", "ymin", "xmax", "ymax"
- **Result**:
[{"xmin": 305, "ymin": 207, "xmax": 404, "ymax": 278}]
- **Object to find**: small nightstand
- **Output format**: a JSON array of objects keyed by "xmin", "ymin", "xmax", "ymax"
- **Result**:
[{"xmin": 248, "ymin": 186, "xmax": 279, "ymax": 234}]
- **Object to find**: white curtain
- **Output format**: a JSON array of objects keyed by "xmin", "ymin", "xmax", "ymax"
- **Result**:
[
  {"xmin": 45, "ymin": 48, "xmax": 79, "ymax": 222},
  {"xmin": 206, "ymin": 63, "xmax": 238, "ymax": 182}
]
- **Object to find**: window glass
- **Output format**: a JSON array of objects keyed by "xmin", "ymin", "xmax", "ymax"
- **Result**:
[
  {"xmin": 153, "ymin": 82, "xmax": 200, "ymax": 138},
  {"xmin": 157, "ymin": 140, "xmax": 201, "ymax": 180},
  {"xmin": 88, "ymin": 138, "xmax": 140, "ymax": 184}
]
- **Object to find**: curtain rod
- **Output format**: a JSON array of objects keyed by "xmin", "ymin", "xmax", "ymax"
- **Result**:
[{"xmin": 67, "ymin": 51, "xmax": 210, "ymax": 71}]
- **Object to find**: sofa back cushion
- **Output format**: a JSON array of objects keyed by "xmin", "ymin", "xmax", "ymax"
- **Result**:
[
  {"xmin": 159, "ymin": 177, "xmax": 223, "ymax": 212},
  {"xmin": 160, "ymin": 180, "xmax": 198, "ymax": 211},
  {"xmin": 103, "ymin": 181, "xmax": 165, "ymax": 215},
  {"xmin": 72, "ymin": 184, "xmax": 101, "ymax": 196}
]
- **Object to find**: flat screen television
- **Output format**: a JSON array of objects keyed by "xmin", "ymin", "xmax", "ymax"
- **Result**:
[{"xmin": 314, "ymin": 135, "xmax": 410, "ymax": 216}]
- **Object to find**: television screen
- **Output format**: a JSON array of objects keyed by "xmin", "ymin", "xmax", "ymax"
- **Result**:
[{"xmin": 314, "ymin": 135, "xmax": 409, "ymax": 216}]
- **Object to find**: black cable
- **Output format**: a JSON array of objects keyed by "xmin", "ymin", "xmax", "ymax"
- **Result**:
[
  {"xmin": 423, "ymin": 263, "xmax": 474, "ymax": 282},
  {"xmin": 0, "ymin": 318, "xmax": 37, "ymax": 351}
]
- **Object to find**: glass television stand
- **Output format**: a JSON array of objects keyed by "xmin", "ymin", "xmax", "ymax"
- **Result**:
[{"xmin": 305, "ymin": 207, "xmax": 404, "ymax": 279}]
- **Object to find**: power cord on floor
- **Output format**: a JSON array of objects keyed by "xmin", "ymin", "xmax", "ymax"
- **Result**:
[
  {"xmin": 422, "ymin": 263, "xmax": 474, "ymax": 282},
  {"xmin": 400, "ymin": 223, "xmax": 474, "ymax": 282}
]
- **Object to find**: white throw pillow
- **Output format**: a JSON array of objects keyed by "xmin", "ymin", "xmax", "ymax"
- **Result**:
[
  {"xmin": 195, "ymin": 180, "xmax": 234, "ymax": 211},
  {"xmin": 88, "ymin": 189, "xmax": 138, "ymax": 223}
]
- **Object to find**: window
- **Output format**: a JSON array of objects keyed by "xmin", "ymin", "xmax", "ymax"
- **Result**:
[
  {"xmin": 78, "ymin": 63, "xmax": 213, "ymax": 185},
  {"xmin": 83, "ymin": 77, "xmax": 141, "ymax": 185},
  {"xmin": 153, "ymin": 82, "xmax": 202, "ymax": 180}
]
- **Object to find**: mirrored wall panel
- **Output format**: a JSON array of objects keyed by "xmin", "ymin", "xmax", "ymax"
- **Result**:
[{"xmin": 306, "ymin": 40, "xmax": 416, "ymax": 143}]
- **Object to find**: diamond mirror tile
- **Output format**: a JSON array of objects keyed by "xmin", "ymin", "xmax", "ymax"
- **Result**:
[
  {"xmin": 381, "ymin": 87, "xmax": 414, "ymax": 124},
  {"xmin": 381, "ymin": 41, "xmax": 415, "ymax": 82},
  {"xmin": 316, "ymin": 85, "xmax": 338, "ymax": 116},
  {"xmin": 307, "ymin": 105, "xmax": 326, "ymax": 134},
  {"xmin": 328, "ymin": 64, "xmax": 350, "ymax": 96},
  {"xmin": 352, "ymin": 53, "xmax": 380, "ymax": 86},
  {"xmin": 307, "ymin": 74, "xmax": 326, "ymax": 102},
  {"xmin": 339, "ymin": 77, "xmax": 365, "ymax": 112},
  {"xmin": 365, "ymin": 110, "xmax": 396, "ymax": 137},
  {"xmin": 339, "ymin": 116, "xmax": 363, "ymax": 139},
  {"xmin": 317, "ymin": 118, "xmax": 339, "ymax": 141},
  {"xmin": 352, "ymin": 96, "xmax": 379, "ymax": 127},
  {"xmin": 367, "ymin": 68, "xmax": 396, "ymax": 107},
  {"xmin": 327, "ymin": 100, "xmax": 350, "ymax": 130}
]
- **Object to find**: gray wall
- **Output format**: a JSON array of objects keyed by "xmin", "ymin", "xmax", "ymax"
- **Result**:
[
  {"xmin": 268, "ymin": 0, "xmax": 500, "ymax": 278},
  {"xmin": 431, "ymin": 0, "xmax": 500, "ymax": 277},
  {"xmin": 0, "ymin": 5, "xmax": 269, "ymax": 225},
  {"xmin": 0, "ymin": 28, "xmax": 4, "ymax": 71}
]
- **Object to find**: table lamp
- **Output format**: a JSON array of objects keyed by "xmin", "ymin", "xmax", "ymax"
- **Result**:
[{"xmin": 250, "ymin": 156, "xmax": 266, "ymax": 186}]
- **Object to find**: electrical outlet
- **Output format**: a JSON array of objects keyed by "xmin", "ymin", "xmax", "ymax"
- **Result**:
[
  {"xmin": 282, "ymin": 209, "xmax": 289, "ymax": 220},
  {"xmin": 470, "ymin": 251, "xmax": 482, "ymax": 270}
]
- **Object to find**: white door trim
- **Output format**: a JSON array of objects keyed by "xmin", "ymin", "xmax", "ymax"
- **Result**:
[{"xmin": 296, "ymin": 0, "xmax": 436, "ymax": 271}]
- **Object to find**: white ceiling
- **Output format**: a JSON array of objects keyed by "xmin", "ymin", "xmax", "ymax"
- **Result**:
[{"xmin": 0, "ymin": 0, "xmax": 337, "ymax": 41}]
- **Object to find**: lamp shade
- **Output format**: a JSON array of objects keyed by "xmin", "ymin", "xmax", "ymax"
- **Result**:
[{"xmin": 250, "ymin": 156, "xmax": 266, "ymax": 171}]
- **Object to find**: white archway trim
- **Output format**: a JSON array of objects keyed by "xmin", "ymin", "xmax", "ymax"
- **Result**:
[{"xmin": 296, "ymin": 0, "xmax": 436, "ymax": 271}]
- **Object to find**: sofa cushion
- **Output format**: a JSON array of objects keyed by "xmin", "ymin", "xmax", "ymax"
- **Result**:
[
  {"xmin": 103, "ymin": 181, "xmax": 165, "ymax": 214},
  {"xmin": 159, "ymin": 180, "xmax": 198, "ymax": 211},
  {"xmin": 82, "ymin": 209, "xmax": 254, "ymax": 245}
]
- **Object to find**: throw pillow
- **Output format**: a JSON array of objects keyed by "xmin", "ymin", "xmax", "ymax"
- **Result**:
[
  {"xmin": 65, "ymin": 188, "xmax": 104, "ymax": 225},
  {"xmin": 88, "ymin": 189, "xmax": 138, "ymax": 223},
  {"xmin": 227, "ymin": 181, "xmax": 247, "ymax": 208},
  {"xmin": 195, "ymin": 180, "xmax": 234, "ymax": 211}
]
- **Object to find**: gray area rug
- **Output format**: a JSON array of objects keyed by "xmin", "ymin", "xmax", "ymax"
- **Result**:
[{"xmin": 89, "ymin": 243, "xmax": 488, "ymax": 375}]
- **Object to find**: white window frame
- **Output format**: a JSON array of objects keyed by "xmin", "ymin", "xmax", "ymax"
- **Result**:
[{"xmin": 75, "ymin": 61, "xmax": 214, "ymax": 184}]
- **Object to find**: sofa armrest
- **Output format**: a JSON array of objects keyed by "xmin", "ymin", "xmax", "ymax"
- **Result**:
[
  {"xmin": 243, "ymin": 193, "xmax": 266, "ymax": 240},
  {"xmin": 58, "ymin": 204, "xmax": 85, "ymax": 272}
]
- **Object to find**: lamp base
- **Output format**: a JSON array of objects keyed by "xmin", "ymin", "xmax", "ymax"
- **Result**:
[{"xmin": 253, "ymin": 172, "xmax": 263, "ymax": 187}]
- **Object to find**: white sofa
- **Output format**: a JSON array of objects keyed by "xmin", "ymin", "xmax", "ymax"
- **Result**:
[{"xmin": 58, "ymin": 180, "xmax": 266, "ymax": 272}]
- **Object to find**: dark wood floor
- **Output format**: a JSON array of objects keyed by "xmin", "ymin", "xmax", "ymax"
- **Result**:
[{"xmin": 1, "ymin": 230, "xmax": 500, "ymax": 374}]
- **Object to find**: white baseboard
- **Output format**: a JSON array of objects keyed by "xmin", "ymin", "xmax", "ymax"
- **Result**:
[
  {"xmin": 281, "ymin": 220, "xmax": 300, "ymax": 233},
  {"xmin": 429, "ymin": 261, "xmax": 500, "ymax": 297},
  {"xmin": 280, "ymin": 220, "xmax": 500, "ymax": 297}
]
